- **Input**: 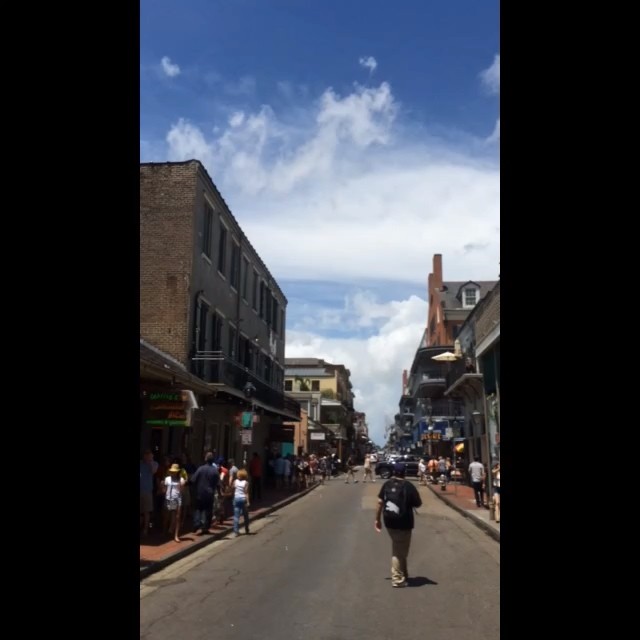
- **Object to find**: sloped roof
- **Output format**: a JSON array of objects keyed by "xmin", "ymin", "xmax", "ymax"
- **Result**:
[{"xmin": 440, "ymin": 280, "xmax": 498, "ymax": 309}]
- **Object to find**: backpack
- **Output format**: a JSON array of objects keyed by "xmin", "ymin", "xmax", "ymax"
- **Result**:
[{"xmin": 383, "ymin": 479, "xmax": 408, "ymax": 520}]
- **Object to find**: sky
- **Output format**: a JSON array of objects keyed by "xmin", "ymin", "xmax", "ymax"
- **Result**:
[{"xmin": 140, "ymin": 0, "xmax": 500, "ymax": 445}]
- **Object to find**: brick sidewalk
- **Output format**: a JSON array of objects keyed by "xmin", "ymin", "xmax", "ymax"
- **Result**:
[
  {"xmin": 140, "ymin": 483, "xmax": 319, "ymax": 569},
  {"xmin": 424, "ymin": 480, "xmax": 500, "ymax": 541}
]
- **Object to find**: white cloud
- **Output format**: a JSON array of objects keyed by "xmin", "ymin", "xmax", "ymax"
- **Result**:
[
  {"xmin": 161, "ymin": 56, "xmax": 181, "ymax": 78},
  {"xmin": 359, "ymin": 56, "xmax": 378, "ymax": 75},
  {"xmin": 164, "ymin": 80, "xmax": 498, "ymax": 284},
  {"xmin": 153, "ymin": 75, "xmax": 499, "ymax": 437},
  {"xmin": 229, "ymin": 111, "xmax": 245, "ymax": 127},
  {"xmin": 480, "ymin": 54, "xmax": 500, "ymax": 95},
  {"xmin": 286, "ymin": 293, "xmax": 427, "ymax": 444}
]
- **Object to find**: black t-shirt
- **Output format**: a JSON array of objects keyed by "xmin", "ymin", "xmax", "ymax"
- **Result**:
[{"xmin": 378, "ymin": 478, "xmax": 422, "ymax": 530}]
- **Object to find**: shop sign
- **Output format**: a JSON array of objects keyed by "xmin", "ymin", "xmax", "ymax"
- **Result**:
[{"xmin": 144, "ymin": 390, "xmax": 192, "ymax": 426}]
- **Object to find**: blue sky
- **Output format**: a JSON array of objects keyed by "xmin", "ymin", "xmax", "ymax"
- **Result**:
[{"xmin": 140, "ymin": 0, "xmax": 500, "ymax": 444}]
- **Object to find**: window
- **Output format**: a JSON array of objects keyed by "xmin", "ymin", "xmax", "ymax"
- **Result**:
[
  {"xmin": 280, "ymin": 310, "xmax": 285, "ymax": 336},
  {"xmin": 241, "ymin": 336, "xmax": 253, "ymax": 370},
  {"xmin": 264, "ymin": 356, "xmax": 272, "ymax": 383},
  {"xmin": 266, "ymin": 289, "xmax": 272, "ymax": 326},
  {"xmin": 242, "ymin": 257, "xmax": 249, "ymax": 300},
  {"xmin": 193, "ymin": 298, "xmax": 209, "ymax": 377},
  {"xmin": 252, "ymin": 270, "xmax": 259, "ymax": 311},
  {"xmin": 217, "ymin": 222, "xmax": 227, "ymax": 274},
  {"xmin": 311, "ymin": 380, "xmax": 320, "ymax": 392},
  {"xmin": 230, "ymin": 241, "xmax": 240, "ymax": 289},
  {"xmin": 212, "ymin": 313, "xmax": 223, "ymax": 350},
  {"xmin": 272, "ymin": 298, "xmax": 279, "ymax": 334},
  {"xmin": 285, "ymin": 380, "xmax": 292, "ymax": 391},
  {"xmin": 259, "ymin": 281, "xmax": 265, "ymax": 320},
  {"xmin": 464, "ymin": 288, "xmax": 477, "ymax": 306},
  {"xmin": 203, "ymin": 204, "xmax": 213, "ymax": 257},
  {"xmin": 228, "ymin": 324, "xmax": 237, "ymax": 359}
]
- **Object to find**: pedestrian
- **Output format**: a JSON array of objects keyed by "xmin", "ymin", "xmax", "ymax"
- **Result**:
[
  {"xmin": 190, "ymin": 452, "xmax": 220, "ymax": 534},
  {"xmin": 345, "ymin": 454, "xmax": 357, "ymax": 484},
  {"xmin": 418, "ymin": 458, "xmax": 427, "ymax": 485},
  {"xmin": 362, "ymin": 453, "xmax": 373, "ymax": 483},
  {"xmin": 231, "ymin": 468, "xmax": 251, "ymax": 537},
  {"xmin": 374, "ymin": 462, "xmax": 422, "ymax": 588},
  {"xmin": 140, "ymin": 450, "xmax": 158, "ymax": 537},
  {"xmin": 468, "ymin": 456, "xmax": 486, "ymax": 507},
  {"xmin": 491, "ymin": 462, "xmax": 500, "ymax": 523},
  {"xmin": 164, "ymin": 463, "xmax": 186, "ymax": 543}
]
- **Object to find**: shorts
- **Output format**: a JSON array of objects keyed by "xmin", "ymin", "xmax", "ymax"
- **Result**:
[
  {"xmin": 165, "ymin": 497, "xmax": 182, "ymax": 511},
  {"xmin": 140, "ymin": 491, "xmax": 153, "ymax": 514}
]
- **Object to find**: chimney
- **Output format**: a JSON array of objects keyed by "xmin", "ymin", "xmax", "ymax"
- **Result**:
[
  {"xmin": 402, "ymin": 369, "xmax": 408, "ymax": 395},
  {"xmin": 433, "ymin": 254, "xmax": 443, "ymax": 289}
]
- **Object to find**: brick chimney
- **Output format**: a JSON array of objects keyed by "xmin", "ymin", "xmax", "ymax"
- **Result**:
[
  {"xmin": 402, "ymin": 369, "xmax": 408, "ymax": 395},
  {"xmin": 433, "ymin": 254, "xmax": 443, "ymax": 289}
]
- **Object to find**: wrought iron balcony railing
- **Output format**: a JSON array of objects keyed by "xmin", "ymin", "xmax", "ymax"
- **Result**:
[{"xmin": 191, "ymin": 350, "xmax": 299, "ymax": 416}]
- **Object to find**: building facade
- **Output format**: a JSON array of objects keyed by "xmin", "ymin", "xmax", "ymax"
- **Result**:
[
  {"xmin": 284, "ymin": 358, "xmax": 356, "ymax": 459},
  {"xmin": 392, "ymin": 254, "xmax": 498, "ymax": 460},
  {"xmin": 140, "ymin": 160, "xmax": 299, "ymax": 465}
]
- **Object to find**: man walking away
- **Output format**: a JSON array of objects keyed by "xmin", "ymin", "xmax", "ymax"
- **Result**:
[
  {"xmin": 468, "ymin": 456, "xmax": 486, "ymax": 507},
  {"xmin": 375, "ymin": 463, "xmax": 422, "ymax": 588}
]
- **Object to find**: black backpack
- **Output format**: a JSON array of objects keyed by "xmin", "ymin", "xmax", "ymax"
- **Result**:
[{"xmin": 383, "ymin": 479, "xmax": 408, "ymax": 520}]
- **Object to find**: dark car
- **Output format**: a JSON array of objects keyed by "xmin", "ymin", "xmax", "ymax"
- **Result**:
[{"xmin": 375, "ymin": 455, "xmax": 423, "ymax": 479}]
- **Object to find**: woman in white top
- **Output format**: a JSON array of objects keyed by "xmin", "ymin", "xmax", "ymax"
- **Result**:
[
  {"xmin": 418, "ymin": 459, "xmax": 427, "ymax": 485},
  {"xmin": 231, "ymin": 468, "xmax": 251, "ymax": 537},
  {"xmin": 164, "ymin": 464, "xmax": 186, "ymax": 543}
]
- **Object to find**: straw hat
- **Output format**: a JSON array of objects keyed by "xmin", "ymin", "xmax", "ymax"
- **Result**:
[{"xmin": 169, "ymin": 463, "xmax": 181, "ymax": 474}]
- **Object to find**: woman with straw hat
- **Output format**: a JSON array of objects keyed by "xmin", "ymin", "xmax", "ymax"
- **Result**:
[{"xmin": 164, "ymin": 463, "xmax": 186, "ymax": 543}]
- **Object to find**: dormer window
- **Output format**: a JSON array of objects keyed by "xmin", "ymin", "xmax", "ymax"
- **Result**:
[{"xmin": 464, "ymin": 287, "xmax": 478, "ymax": 307}]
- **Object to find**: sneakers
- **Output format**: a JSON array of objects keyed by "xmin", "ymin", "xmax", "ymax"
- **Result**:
[{"xmin": 392, "ymin": 581, "xmax": 408, "ymax": 588}]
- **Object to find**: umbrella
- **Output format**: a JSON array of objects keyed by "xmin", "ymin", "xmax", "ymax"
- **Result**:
[{"xmin": 431, "ymin": 351, "xmax": 459, "ymax": 362}]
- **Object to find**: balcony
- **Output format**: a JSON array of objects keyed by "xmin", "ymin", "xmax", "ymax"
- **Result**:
[
  {"xmin": 410, "ymin": 369, "xmax": 447, "ymax": 397},
  {"xmin": 191, "ymin": 351, "xmax": 300, "ymax": 417},
  {"xmin": 444, "ymin": 355, "xmax": 484, "ymax": 400},
  {"xmin": 415, "ymin": 398, "xmax": 464, "ymax": 417}
]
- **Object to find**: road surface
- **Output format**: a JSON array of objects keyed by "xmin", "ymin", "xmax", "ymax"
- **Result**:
[{"xmin": 140, "ymin": 478, "xmax": 499, "ymax": 640}]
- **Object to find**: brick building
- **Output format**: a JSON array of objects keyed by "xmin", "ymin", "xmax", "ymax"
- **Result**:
[
  {"xmin": 427, "ymin": 254, "xmax": 498, "ymax": 347},
  {"xmin": 140, "ymin": 160, "xmax": 299, "ymax": 464},
  {"xmin": 391, "ymin": 254, "xmax": 497, "ymax": 458}
]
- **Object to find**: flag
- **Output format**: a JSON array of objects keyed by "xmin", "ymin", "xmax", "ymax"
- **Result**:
[{"xmin": 454, "ymin": 442, "xmax": 465, "ymax": 453}]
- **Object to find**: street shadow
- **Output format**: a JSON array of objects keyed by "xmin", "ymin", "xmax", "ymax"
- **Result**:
[
  {"xmin": 407, "ymin": 576, "xmax": 438, "ymax": 587},
  {"xmin": 384, "ymin": 576, "xmax": 438, "ymax": 587}
]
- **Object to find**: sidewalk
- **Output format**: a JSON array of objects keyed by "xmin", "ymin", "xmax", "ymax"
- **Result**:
[
  {"xmin": 425, "ymin": 481, "xmax": 500, "ymax": 542},
  {"xmin": 140, "ymin": 481, "xmax": 320, "ymax": 579}
]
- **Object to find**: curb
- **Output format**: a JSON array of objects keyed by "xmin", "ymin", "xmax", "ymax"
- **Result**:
[
  {"xmin": 140, "ymin": 483, "xmax": 320, "ymax": 581},
  {"xmin": 427, "ymin": 484, "xmax": 500, "ymax": 543}
]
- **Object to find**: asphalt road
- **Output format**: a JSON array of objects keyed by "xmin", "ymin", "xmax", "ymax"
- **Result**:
[{"xmin": 140, "ymin": 478, "xmax": 499, "ymax": 640}]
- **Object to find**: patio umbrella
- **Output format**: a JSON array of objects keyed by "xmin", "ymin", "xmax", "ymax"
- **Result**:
[{"xmin": 431, "ymin": 351, "xmax": 459, "ymax": 361}]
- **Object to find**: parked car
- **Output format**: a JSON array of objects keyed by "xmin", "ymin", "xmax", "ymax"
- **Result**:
[{"xmin": 375, "ymin": 455, "xmax": 422, "ymax": 479}]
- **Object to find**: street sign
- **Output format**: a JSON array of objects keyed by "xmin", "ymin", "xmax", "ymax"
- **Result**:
[
  {"xmin": 445, "ymin": 427, "xmax": 453, "ymax": 440},
  {"xmin": 241, "ymin": 429, "xmax": 252, "ymax": 445}
]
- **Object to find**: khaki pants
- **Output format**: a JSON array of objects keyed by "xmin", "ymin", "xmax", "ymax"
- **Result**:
[{"xmin": 387, "ymin": 528, "xmax": 412, "ymax": 585}]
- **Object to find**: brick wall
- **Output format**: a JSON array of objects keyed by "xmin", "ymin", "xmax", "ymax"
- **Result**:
[
  {"xmin": 475, "ymin": 281, "xmax": 500, "ymax": 344},
  {"xmin": 140, "ymin": 162, "xmax": 198, "ymax": 364}
]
